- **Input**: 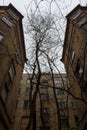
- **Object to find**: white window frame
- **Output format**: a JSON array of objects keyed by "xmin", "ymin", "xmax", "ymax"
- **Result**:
[
  {"xmin": 0, "ymin": 31, "xmax": 4, "ymax": 41},
  {"xmin": 9, "ymin": 64, "xmax": 15, "ymax": 82},
  {"xmin": 71, "ymin": 51, "xmax": 75, "ymax": 60},
  {"xmin": 2, "ymin": 16, "xmax": 12, "ymax": 27},
  {"xmin": 72, "ymin": 11, "xmax": 81, "ymax": 20},
  {"xmin": 79, "ymin": 66, "xmax": 83, "ymax": 77},
  {"xmin": 78, "ymin": 16, "xmax": 87, "ymax": 27},
  {"xmin": 27, "ymin": 79, "xmax": 30, "ymax": 84}
]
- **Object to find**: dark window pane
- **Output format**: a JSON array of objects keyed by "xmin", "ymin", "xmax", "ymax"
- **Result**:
[
  {"xmin": 57, "ymin": 100, "xmax": 66, "ymax": 109},
  {"xmin": 55, "ymin": 88, "xmax": 64, "ymax": 95},
  {"xmin": 41, "ymin": 94, "xmax": 49, "ymax": 101},
  {"xmin": 1, "ymin": 82, "xmax": 9, "ymax": 103},
  {"xmin": 60, "ymin": 116, "xmax": 69, "ymax": 128},
  {"xmin": 23, "ymin": 100, "xmax": 29, "ymax": 109}
]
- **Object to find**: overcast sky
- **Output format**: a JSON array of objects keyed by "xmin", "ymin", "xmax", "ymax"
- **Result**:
[
  {"xmin": 0, "ymin": 0, "xmax": 87, "ymax": 73},
  {"xmin": 0, "ymin": 0, "xmax": 87, "ymax": 16}
]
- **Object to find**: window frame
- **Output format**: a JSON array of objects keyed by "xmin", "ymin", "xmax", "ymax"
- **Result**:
[
  {"xmin": 23, "ymin": 100, "xmax": 29, "ymax": 109},
  {"xmin": 9, "ymin": 11, "xmax": 17, "ymax": 20},
  {"xmin": 57, "ymin": 100, "xmax": 67, "ymax": 109},
  {"xmin": 74, "ymin": 59, "xmax": 83, "ymax": 79},
  {"xmin": 15, "ymin": 51, "xmax": 19, "ymax": 63},
  {"xmin": 40, "ymin": 81, "xmax": 48, "ymax": 87},
  {"xmin": 54, "ymin": 77, "xmax": 62, "ymax": 84},
  {"xmin": 27, "ymin": 79, "xmax": 30, "ymax": 84},
  {"xmin": 71, "ymin": 101, "xmax": 76, "ymax": 109},
  {"xmin": 0, "ymin": 31, "xmax": 4, "ymax": 42},
  {"xmin": 42, "ymin": 108, "xmax": 50, "ymax": 116},
  {"xmin": 25, "ymin": 87, "xmax": 30, "ymax": 94},
  {"xmin": 41, "ymin": 94, "xmax": 49, "ymax": 101},
  {"xmin": 8, "ymin": 63, "xmax": 15, "ymax": 83},
  {"xmin": 78, "ymin": 15, "xmax": 87, "ymax": 27},
  {"xmin": 72, "ymin": 11, "xmax": 81, "ymax": 20},
  {"xmin": 2, "ymin": 16, "xmax": 12, "ymax": 27},
  {"xmin": 74, "ymin": 115, "xmax": 80, "ymax": 127},
  {"xmin": 60, "ymin": 116, "xmax": 69, "ymax": 128},
  {"xmin": 70, "ymin": 49, "xmax": 75, "ymax": 61},
  {"xmin": 55, "ymin": 88, "xmax": 64, "ymax": 95},
  {"xmin": 1, "ymin": 82, "xmax": 9, "ymax": 103}
]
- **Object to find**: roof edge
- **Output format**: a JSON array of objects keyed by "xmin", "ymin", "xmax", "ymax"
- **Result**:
[
  {"xmin": 0, "ymin": 3, "xmax": 24, "ymax": 19},
  {"xmin": 66, "ymin": 4, "xmax": 87, "ymax": 18}
]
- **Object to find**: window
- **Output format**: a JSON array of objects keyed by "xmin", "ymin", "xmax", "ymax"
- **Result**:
[
  {"xmin": 40, "ymin": 81, "xmax": 48, "ymax": 87},
  {"xmin": 57, "ymin": 100, "xmax": 66, "ymax": 109},
  {"xmin": 40, "ymin": 126, "xmax": 50, "ymax": 130},
  {"xmin": 8, "ymin": 64, "xmax": 15, "ymax": 82},
  {"xmin": 25, "ymin": 87, "xmax": 30, "ymax": 94},
  {"xmin": 74, "ymin": 59, "xmax": 83, "ymax": 78},
  {"xmin": 84, "ymin": 81, "xmax": 87, "ymax": 98},
  {"xmin": 9, "ymin": 11, "xmax": 17, "ymax": 20},
  {"xmin": 23, "ymin": 100, "xmax": 29, "ymax": 109},
  {"xmin": 72, "ymin": 11, "xmax": 81, "ymax": 20},
  {"xmin": 71, "ymin": 101, "xmax": 76, "ymax": 109},
  {"xmin": 60, "ymin": 116, "xmax": 69, "ymax": 128},
  {"xmin": 41, "ymin": 108, "xmax": 50, "ymax": 122},
  {"xmin": 1, "ymin": 82, "xmax": 9, "ymax": 103},
  {"xmin": 54, "ymin": 77, "xmax": 62, "ymax": 83},
  {"xmin": 0, "ymin": 31, "xmax": 4, "ymax": 41},
  {"xmin": 78, "ymin": 16, "xmax": 87, "ymax": 27},
  {"xmin": 41, "ymin": 94, "xmax": 49, "ymax": 101},
  {"xmin": 55, "ymin": 88, "xmax": 64, "ymax": 95},
  {"xmin": 71, "ymin": 51, "xmax": 75, "ymax": 60},
  {"xmin": 15, "ymin": 100, "xmax": 18, "ymax": 110},
  {"xmin": 70, "ymin": 49, "xmax": 75, "ymax": 60},
  {"xmin": 74, "ymin": 115, "xmax": 80, "ymax": 127},
  {"xmin": 27, "ymin": 79, "xmax": 30, "ymax": 84},
  {"xmin": 42, "ymin": 108, "xmax": 49, "ymax": 116},
  {"xmin": 15, "ymin": 51, "xmax": 19, "ymax": 63},
  {"xmin": 79, "ymin": 67, "xmax": 83, "ymax": 77},
  {"xmin": 2, "ymin": 16, "xmax": 12, "ymax": 27}
]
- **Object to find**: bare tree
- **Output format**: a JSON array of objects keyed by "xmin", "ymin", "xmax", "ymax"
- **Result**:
[
  {"xmin": 27, "ymin": 10, "xmax": 58, "ymax": 130},
  {"xmin": 24, "ymin": 2, "xmax": 87, "ymax": 130},
  {"xmin": 25, "ymin": 10, "xmax": 64, "ymax": 130}
]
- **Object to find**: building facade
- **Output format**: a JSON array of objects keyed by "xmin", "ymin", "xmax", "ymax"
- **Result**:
[
  {"xmin": 0, "ymin": 4, "xmax": 26, "ymax": 130},
  {"xmin": 13, "ymin": 74, "xmax": 79, "ymax": 130},
  {"xmin": 62, "ymin": 4, "xmax": 87, "ymax": 130}
]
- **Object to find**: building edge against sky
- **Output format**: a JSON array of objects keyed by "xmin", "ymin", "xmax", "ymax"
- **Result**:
[
  {"xmin": 61, "ymin": 4, "xmax": 87, "ymax": 130},
  {"xmin": 0, "ymin": 3, "xmax": 26, "ymax": 130},
  {"xmin": 0, "ymin": 2, "xmax": 87, "ymax": 130}
]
